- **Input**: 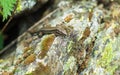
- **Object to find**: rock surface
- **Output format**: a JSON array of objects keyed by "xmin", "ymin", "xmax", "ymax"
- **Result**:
[{"xmin": 0, "ymin": 0, "xmax": 120, "ymax": 75}]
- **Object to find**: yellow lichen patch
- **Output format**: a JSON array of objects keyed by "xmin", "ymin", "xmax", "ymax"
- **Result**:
[
  {"xmin": 64, "ymin": 14, "xmax": 74, "ymax": 22},
  {"xmin": 39, "ymin": 34, "xmax": 55, "ymax": 59},
  {"xmin": 24, "ymin": 54, "xmax": 36, "ymax": 65}
]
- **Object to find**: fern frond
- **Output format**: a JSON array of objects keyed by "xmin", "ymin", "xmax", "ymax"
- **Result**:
[{"xmin": 0, "ymin": 0, "xmax": 16, "ymax": 21}]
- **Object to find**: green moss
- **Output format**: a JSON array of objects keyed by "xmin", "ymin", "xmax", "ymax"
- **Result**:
[
  {"xmin": 67, "ymin": 40, "xmax": 73, "ymax": 53},
  {"xmin": 25, "ymin": 72, "xmax": 33, "ymax": 75},
  {"xmin": 25, "ymin": 68, "xmax": 34, "ymax": 75},
  {"xmin": 63, "ymin": 56, "xmax": 76, "ymax": 75},
  {"xmin": 98, "ymin": 42, "xmax": 113, "ymax": 67},
  {"xmin": 97, "ymin": 37, "xmax": 117, "ymax": 75},
  {"xmin": 16, "ymin": 0, "xmax": 22, "ymax": 12},
  {"xmin": 106, "ymin": 65, "xmax": 118, "ymax": 75}
]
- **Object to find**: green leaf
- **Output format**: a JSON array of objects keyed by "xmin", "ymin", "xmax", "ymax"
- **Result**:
[
  {"xmin": 0, "ymin": 0, "xmax": 16, "ymax": 21},
  {"xmin": 0, "ymin": 32, "xmax": 4, "ymax": 50}
]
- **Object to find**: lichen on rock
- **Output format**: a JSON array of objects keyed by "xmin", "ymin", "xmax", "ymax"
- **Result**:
[{"xmin": 1, "ymin": 0, "xmax": 120, "ymax": 75}]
